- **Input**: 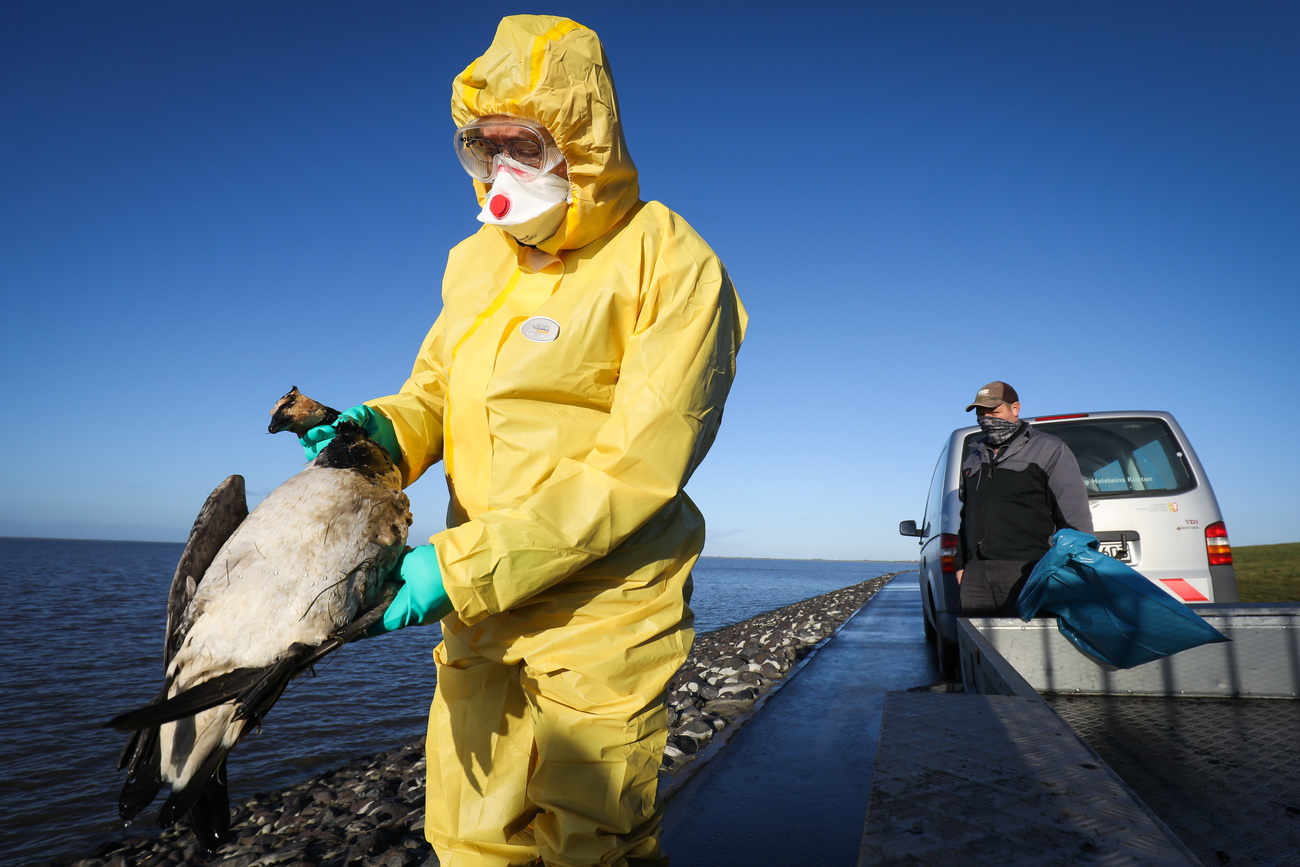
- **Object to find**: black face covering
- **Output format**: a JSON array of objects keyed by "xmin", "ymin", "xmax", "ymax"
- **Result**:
[{"xmin": 978, "ymin": 415, "xmax": 1020, "ymax": 446}]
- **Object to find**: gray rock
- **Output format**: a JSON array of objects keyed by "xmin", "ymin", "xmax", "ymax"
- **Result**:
[
  {"xmin": 250, "ymin": 846, "xmax": 307, "ymax": 866},
  {"xmin": 679, "ymin": 720, "xmax": 714, "ymax": 737},
  {"xmin": 717, "ymin": 684, "xmax": 760, "ymax": 702},
  {"xmin": 211, "ymin": 854, "xmax": 258, "ymax": 867}
]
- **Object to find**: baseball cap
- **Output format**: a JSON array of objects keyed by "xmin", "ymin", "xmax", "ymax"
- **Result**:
[{"xmin": 965, "ymin": 381, "xmax": 1019, "ymax": 412}]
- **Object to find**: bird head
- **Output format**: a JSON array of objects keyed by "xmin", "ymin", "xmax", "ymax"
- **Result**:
[{"xmin": 268, "ymin": 387, "xmax": 340, "ymax": 435}]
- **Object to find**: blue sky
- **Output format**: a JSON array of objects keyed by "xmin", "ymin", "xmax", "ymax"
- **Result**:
[{"xmin": 2, "ymin": 2, "xmax": 1297, "ymax": 561}]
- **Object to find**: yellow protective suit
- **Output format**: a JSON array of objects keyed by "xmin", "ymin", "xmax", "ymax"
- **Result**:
[{"xmin": 366, "ymin": 15, "xmax": 746, "ymax": 867}]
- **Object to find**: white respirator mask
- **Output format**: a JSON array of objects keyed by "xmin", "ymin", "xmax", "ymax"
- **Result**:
[{"xmin": 476, "ymin": 156, "xmax": 572, "ymax": 246}]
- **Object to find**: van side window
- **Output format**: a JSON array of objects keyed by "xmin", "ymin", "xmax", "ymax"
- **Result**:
[
  {"xmin": 1033, "ymin": 418, "xmax": 1195, "ymax": 497},
  {"xmin": 923, "ymin": 443, "xmax": 949, "ymax": 538}
]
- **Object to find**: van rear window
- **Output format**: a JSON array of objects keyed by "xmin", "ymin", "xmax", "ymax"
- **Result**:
[
  {"xmin": 962, "ymin": 418, "xmax": 1196, "ymax": 498},
  {"xmin": 1032, "ymin": 418, "xmax": 1196, "ymax": 498}
]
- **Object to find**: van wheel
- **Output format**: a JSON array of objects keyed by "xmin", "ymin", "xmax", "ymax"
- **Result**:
[{"xmin": 923, "ymin": 597, "xmax": 936, "ymax": 641}]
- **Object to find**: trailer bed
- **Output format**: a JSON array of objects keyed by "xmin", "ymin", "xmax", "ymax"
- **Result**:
[
  {"xmin": 959, "ymin": 605, "xmax": 1300, "ymax": 867},
  {"xmin": 1049, "ymin": 694, "xmax": 1300, "ymax": 866}
]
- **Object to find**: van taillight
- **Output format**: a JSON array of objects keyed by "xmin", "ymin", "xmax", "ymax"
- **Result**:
[
  {"xmin": 939, "ymin": 533, "xmax": 959, "ymax": 574},
  {"xmin": 1206, "ymin": 522, "xmax": 1233, "ymax": 566}
]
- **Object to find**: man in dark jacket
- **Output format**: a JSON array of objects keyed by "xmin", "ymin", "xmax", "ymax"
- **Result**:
[{"xmin": 957, "ymin": 381, "xmax": 1093, "ymax": 615}]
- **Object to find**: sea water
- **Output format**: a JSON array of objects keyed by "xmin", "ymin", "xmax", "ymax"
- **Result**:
[{"xmin": 0, "ymin": 537, "xmax": 909, "ymax": 865}]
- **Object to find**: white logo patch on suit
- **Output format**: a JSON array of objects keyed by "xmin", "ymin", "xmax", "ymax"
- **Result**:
[{"xmin": 521, "ymin": 316, "xmax": 561, "ymax": 343}]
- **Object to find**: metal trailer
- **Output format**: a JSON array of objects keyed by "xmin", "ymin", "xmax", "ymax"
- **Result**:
[{"xmin": 958, "ymin": 604, "xmax": 1300, "ymax": 866}]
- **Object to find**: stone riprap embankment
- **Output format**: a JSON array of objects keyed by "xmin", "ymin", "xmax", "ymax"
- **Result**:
[{"xmin": 56, "ymin": 574, "xmax": 897, "ymax": 867}]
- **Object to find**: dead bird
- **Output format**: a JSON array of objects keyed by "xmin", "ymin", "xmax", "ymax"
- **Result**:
[{"xmin": 108, "ymin": 387, "xmax": 412, "ymax": 847}]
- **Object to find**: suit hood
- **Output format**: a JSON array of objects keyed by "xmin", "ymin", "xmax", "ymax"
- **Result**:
[{"xmin": 451, "ymin": 15, "xmax": 640, "ymax": 254}]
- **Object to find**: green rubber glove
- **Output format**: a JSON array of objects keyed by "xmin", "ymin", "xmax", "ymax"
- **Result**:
[
  {"xmin": 368, "ymin": 546, "xmax": 453, "ymax": 637},
  {"xmin": 300, "ymin": 404, "xmax": 401, "ymax": 464}
]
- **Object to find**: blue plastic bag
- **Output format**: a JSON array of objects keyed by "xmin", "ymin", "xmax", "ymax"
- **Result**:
[{"xmin": 1016, "ymin": 529, "xmax": 1229, "ymax": 669}]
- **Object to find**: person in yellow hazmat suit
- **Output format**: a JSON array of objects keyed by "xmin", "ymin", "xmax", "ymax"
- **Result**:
[{"xmin": 297, "ymin": 14, "xmax": 745, "ymax": 867}]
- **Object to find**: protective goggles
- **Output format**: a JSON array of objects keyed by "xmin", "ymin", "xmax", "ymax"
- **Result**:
[{"xmin": 453, "ymin": 117, "xmax": 564, "ymax": 183}]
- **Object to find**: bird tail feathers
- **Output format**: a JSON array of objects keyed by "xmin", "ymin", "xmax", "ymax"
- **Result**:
[
  {"xmin": 186, "ymin": 762, "xmax": 231, "ymax": 849},
  {"xmin": 117, "ymin": 716, "xmax": 165, "ymax": 823},
  {"xmin": 108, "ymin": 593, "xmax": 394, "ymax": 842},
  {"xmin": 110, "ymin": 655, "xmax": 296, "ymax": 844},
  {"xmin": 155, "ymin": 655, "xmax": 297, "ymax": 839}
]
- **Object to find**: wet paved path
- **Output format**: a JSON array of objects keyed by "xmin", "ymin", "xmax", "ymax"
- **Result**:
[{"xmin": 660, "ymin": 572, "xmax": 937, "ymax": 866}]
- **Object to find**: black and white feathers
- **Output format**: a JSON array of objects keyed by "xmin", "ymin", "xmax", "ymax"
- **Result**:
[{"xmin": 108, "ymin": 388, "xmax": 412, "ymax": 847}]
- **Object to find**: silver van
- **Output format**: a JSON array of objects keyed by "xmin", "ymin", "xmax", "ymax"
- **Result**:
[{"xmin": 899, "ymin": 410, "xmax": 1237, "ymax": 678}]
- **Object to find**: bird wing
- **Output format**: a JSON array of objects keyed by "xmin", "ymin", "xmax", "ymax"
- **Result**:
[
  {"xmin": 166, "ymin": 475, "xmax": 249, "ymax": 666},
  {"xmin": 115, "ymin": 474, "xmax": 248, "ymax": 823}
]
